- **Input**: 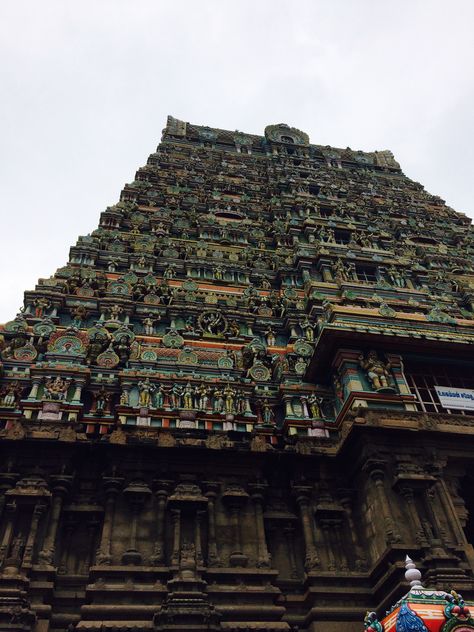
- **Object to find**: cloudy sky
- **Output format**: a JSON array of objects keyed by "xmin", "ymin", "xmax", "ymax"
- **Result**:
[{"xmin": 1, "ymin": 0, "xmax": 473, "ymax": 322}]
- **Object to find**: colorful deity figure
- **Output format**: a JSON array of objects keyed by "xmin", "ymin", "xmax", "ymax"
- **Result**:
[
  {"xmin": 113, "ymin": 335, "xmax": 131, "ymax": 366},
  {"xmin": 197, "ymin": 384, "xmax": 210, "ymax": 410},
  {"xmin": 154, "ymin": 384, "xmax": 165, "ymax": 409},
  {"xmin": 260, "ymin": 399, "xmax": 275, "ymax": 425},
  {"xmin": 212, "ymin": 388, "xmax": 224, "ymax": 413},
  {"xmin": 71, "ymin": 303, "xmax": 88, "ymax": 328},
  {"xmin": 108, "ymin": 304, "xmax": 123, "ymax": 322},
  {"xmin": 183, "ymin": 382, "xmax": 194, "ymax": 409},
  {"xmin": 34, "ymin": 297, "xmax": 52, "ymax": 318},
  {"xmin": 223, "ymin": 385, "xmax": 236, "ymax": 413},
  {"xmin": 169, "ymin": 383, "xmax": 184, "ymax": 409},
  {"xmin": 264, "ymin": 326, "xmax": 276, "ymax": 346},
  {"xmin": 93, "ymin": 387, "xmax": 111, "ymax": 415},
  {"xmin": 307, "ymin": 393, "xmax": 321, "ymax": 418},
  {"xmin": 138, "ymin": 378, "xmax": 155, "ymax": 408},
  {"xmin": 1, "ymin": 381, "xmax": 22, "ymax": 407},
  {"xmin": 359, "ymin": 350, "xmax": 393, "ymax": 391},
  {"xmin": 299, "ymin": 316, "xmax": 316, "ymax": 342},
  {"xmin": 44, "ymin": 376, "xmax": 69, "ymax": 401},
  {"xmin": 142, "ymin": 314, "xmax": 157, "ymax": 336}
]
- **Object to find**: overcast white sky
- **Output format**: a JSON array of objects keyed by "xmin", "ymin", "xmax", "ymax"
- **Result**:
[{"xmin": 1, "ymin": 0, "xmax": 473, "ymax": 322}]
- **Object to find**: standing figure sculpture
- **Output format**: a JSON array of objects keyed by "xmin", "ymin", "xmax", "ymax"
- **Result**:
[
  {"xmin": 138, "ymin": 378, "xmax": 156, "ymax": 408},
  {"xmin": 359, "ymin": 350, "xmax": 393, "ymax": 391}
]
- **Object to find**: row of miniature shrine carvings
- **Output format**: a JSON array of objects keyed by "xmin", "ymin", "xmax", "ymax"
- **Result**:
[{"xmin": 0, "ymin": 374, "xmax": 327, "ymax": 423}]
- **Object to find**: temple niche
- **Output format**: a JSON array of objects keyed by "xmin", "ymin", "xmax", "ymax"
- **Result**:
[{"xmin": 1, "ymin": 116, "xmax": 474, "ymax": 632}]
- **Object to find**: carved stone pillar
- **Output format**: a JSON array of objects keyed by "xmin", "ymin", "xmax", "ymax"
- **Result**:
[
  {"xmin": 59, "ymin": 513, "xmax": 76, "ymax": 574},
  {"xmin": 399, "ymin": 486, "xmax": 428, "ymax": 547},
  {"xmin": 38, "ymin": 475, "xmax": 72, "ymax": 566},
  {"xmin": 170, "ymin": 509, "xmax": 181, "ymax": 566},
  {"xmin": 150, "ymin": 484, "xmax": 169, "ymax": 565},
  {"xmin": 339, "ymin": 491, "xmax": 367, "ymax": 570},
  {"xmin": 434, "ymin": 476, "xmax": 467, "ymax": 547},
  {"xmin": 222, "ymin": 486, "xmax": 249, "ymax": 567},
  {"xmin": 249, "ymin": 483, "xmax": 271, "ymax": 568},
  {"xmin": 0, "ymin": 473, "xmax": 17, "ymax": 521},
  {"xmin": 195, "ymin": 510, "xmax": 205, "ymax": 566},
  {"xmin": 283, "ymin": 524, "xmax": 298, "ymax": 578},
  {"xmin": 204, "ymin": 483, "xmax": 221, "ymax": 567},
  {"xmin": 367, "ymin": 464, "xmax": 401, "ymax": 544},
  {"xmin": 121, "ymin": 481, "xmax": 151, "ymax": 565},
  {"xmin": 333, "ymin": 521, "xmax": 349, "ymax": 572},
  {"xmin": 0, "ymin": 501, "xmax": 17, "ymax": 568},
  {"xmin": 293, "ymin": 486, "xmax": 320, "ymax": 571},
  {"xmin": 424, "ymin": 487, "xmax": 448, "ymax": 555},
  {"xmin": 95, "ymin": 477, "xmax": 123, "ymax": 566},
  {"xmin": 22, "ymin": 501, "xmax": 46, "ymax": 569},
  {"xmin": 321, "ymin": 520, "xmax": 336, "ymax": 571}
]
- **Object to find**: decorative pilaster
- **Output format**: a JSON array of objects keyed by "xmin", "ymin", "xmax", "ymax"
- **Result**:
[
  {"xmin": 366, "ymin": 462, "xmax": 401, "ymax": 544},
  {"xmin": 38, "ymin": 475, "xmax": 72, "ymax": 566},
  {"xmin": 95, "ymin": 476, "xmax": 123, "ymax": 566},
  {"xmin": 0, "ymin": 473, "xmax": 18, "ymax": 521},
  {"xmin": 320, "ymin": 520, "xmax": 337, "ymax": 571},
  {"xmin": 21, "ymin": 501, "xmax": 46, "ymax": 569},
  {"xmin": 283, "ymin": 524, "xmax": 298, "ymax": 578},
  {"xmin": 339, "ymin": 490, "xmax": 367, "ymax": 570},
  {"xmin": 195, "ymin": 510, "xmax": 205, "ymax": 566},
  {"xmin": 0, "ymin": 501, "xmax": 17, "ymax": 569},
  {"xmin": 170, "ymin": 509, "xmax": 181, "ymax": 566},
  {"xmin": 58, "ymin": 513, "xmax": 76, "ymax": 574},
  {"xmin": 399, "ymin": 486, "xmax": 429, "ymax": 547},
  {"xmin": 293, "ymin": 485, "xmax": 320, "ymax": 571},
  {"xmin": 204, "ymin": 482, "xmax": 221, "ymax": 567},
  {"xmin": 222, "ymin": 485, "xmax": 249, "ymax": 567},
  {"xmin": 150, "ymin": 482, "xmax": 170, "ymax": 566},
  {"xmin": 249, "ymin": 482, "xmax": 271, "ymax": 568},
  {"xmin": 121, "ymin": 481, "xmax": 151, "ymax": 565}
]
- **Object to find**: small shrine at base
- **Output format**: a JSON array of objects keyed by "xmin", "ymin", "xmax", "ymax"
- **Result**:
[{"xmin": 366, "ymin": 557, "xmax": 474, "ymax": 632}]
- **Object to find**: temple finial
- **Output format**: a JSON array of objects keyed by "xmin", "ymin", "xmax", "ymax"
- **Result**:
[{"xmin": 405, "ymin": 555, "xmax": 424, "ymax": 589}]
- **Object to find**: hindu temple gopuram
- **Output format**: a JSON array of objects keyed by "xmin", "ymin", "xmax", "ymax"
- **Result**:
[{"xmin": 1, "ymin": 116, "xmax": 474, "ymax": 632}]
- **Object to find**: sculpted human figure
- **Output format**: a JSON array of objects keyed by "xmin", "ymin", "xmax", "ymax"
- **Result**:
[
  {"xmin": 87, "ymin": 327, "xmax": 110, "ymax": 365},
  {"xmin": 142, "ymin": 314, "xmax": 157, "ymax": 336},
  {"xmin": 109, "ymin": 304, "xmax": 123, "ymax": 321},
  {"xmin": 197, "ymin": 384, "xmax": 210, "ymax": 410},
  {"xmin": 44, "ymin": 376, "xmax": 69, "ymax": 401},
  {"xmin": 307, "ymin": 393, "xmax": 322, "ymax": 418},
  {"xmin": 261, "ymin": 399, "xmax": 275, "ymax": 425},
  {"xmin": 34, "ymin": 297, "xmax": 51, "ymax": 318},
  {"xmin": 138, "ymin": 378, "xmax": 155, "ymax": 408},
  {"xmin": 223, "ymin": 385, "xmax": 236, "ymax": 413},
  {"xmin": 169, "ymin": 383, "xmax": 184, "ymax": 409},
  {"xmin": 71, "ymin": 303, "xmax": 88, "ymax": 327},
  {"xmin": 154, "ymin": 383, "xmax": 165, "ymax": 408},
  {"xmin": 183, "ymin": 382, "xmax": 194, "ymax": 409},
  {"xmin": 212, "ymin": 388, "xmax": 224, "ymax": 413},
  {"xmin": 359, "ymin": 350, "xmax": 392, "ymax": 390},
  {"xmin": 388, "ymin": 265, "xmax": 406, "ymax": 288},
  {"xmin": 94, "ymin": 387, "xmax": 110, "ymax": 415},
  {"xmin": 1, "ymin": 381, "xmax": 22, "ymax": 407},
  {"xmin": 299, "ymin": 317, "xmax": 316, "ymax": 342},
  {"xmin": 264, "ymin": 326, "xmax": 276, "ymax": 346},
  {"xmin": 113, "ymin": 335, "xmax": 131, "ymax": 366}
]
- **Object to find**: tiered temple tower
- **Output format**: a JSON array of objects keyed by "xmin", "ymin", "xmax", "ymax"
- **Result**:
[{"xmin": 1, "ymin": 116, "xmax": 474, "ymax": 632}]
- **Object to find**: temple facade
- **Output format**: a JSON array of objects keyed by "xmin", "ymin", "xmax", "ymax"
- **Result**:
[{"xmin": 1, "ymin": 116, "xmax": 474, "ymax": 632}]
